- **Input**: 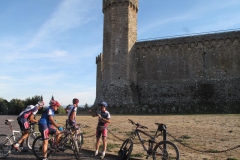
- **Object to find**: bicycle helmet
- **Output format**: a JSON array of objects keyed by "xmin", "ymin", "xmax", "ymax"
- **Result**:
[
  {"xmin": 98, "ymin": 101, "xmax": 108, "ymax": 108},
  {"xmin": 73, "ymin": 98, "xmax": 79, "ymax": 104},
  {"xmin": 49, "ymin": 100, "xmax": 60, "ymax": 107},
  {"xmin": 37, "ymin": 101, "xmax": 44, "ymax": 107}
]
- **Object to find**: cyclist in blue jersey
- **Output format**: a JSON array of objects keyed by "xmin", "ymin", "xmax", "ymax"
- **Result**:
[
  {"xmin": 65, "ymin": 98, "xmax": 79, "ymax": 126},
  {"xmin": 38, "ymin": 100, "xmax": 63, "ymax": 160},
  {"xmin": 89, "ymin": 101, "xmax": 110, "ymax": 159},
  {"xmin": 13, "ymin": 101, "xmax": 44, "ymax": 151}
]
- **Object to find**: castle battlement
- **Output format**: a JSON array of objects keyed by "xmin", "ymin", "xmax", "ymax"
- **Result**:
[
  {"xmin": 102, "ymin": 0, "xmax": 138, "ymax": 13},
  {"xmin": 136, "ymin": 30, "xmax": 240, "ymax": 51},
  {"xmin": 96, "ymin": 53, "xmax": 102, "ymax": 64}
]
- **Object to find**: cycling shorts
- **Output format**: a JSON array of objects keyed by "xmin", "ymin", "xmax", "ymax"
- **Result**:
[
  {"xmin": 96, "ymin": 126, "xmax": 107, "ymax": 137},
  {"xmin": 17, "ymin": 117, "xmax": 30, "ymax": 131},
  {"xmin": 38, "ymin": 124, "xmax": 57, "ymax": 140},
  {"xmin": 68, "ymin": 120, "xmax": 76, "ymax": 126}
]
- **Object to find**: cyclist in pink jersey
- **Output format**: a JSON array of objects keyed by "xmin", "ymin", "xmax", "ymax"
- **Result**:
[
  {"xmin": 89, "ymin": 101, "xmax": 110, "ymax": 159},
  {"xmin": 13, "ymin": 101, "xmax": 44, "ymax": 151}
]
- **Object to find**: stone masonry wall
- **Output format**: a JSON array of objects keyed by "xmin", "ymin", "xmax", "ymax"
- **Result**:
[{"xmin": 133, "ymin": 31, "xmax": 240, "ymax": 112}]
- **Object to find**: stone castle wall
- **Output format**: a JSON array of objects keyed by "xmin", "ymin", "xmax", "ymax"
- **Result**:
[
  {"xmin": 133, "ymin": 31, "xmax": 240, "ymax": 111},
  {"xmin": 95, "ymin": 0, "xmax": 240, "ymax": 113}
]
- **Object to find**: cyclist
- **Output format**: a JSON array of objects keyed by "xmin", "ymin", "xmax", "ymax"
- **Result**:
[
  {"xmin": 13, "ymin": 101, "xmax": 44, "ymax": 151},
  {"xmin": 65, "ymin": 98, "xmax": 79, "ymax": 127},
  {"xmin": 38, "ymin": 100, "xmax": 63, "ymax": 160},
  {"xmin": 89, "ymin": 101, "xmax": 110, "ymax": 159}
]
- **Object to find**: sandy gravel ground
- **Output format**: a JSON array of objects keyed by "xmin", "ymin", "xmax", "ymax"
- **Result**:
[{"xmin": 1, "ymin": 114, "xmax": 239, "ymax": 160}]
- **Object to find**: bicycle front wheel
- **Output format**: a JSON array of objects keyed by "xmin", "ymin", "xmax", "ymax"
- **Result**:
[
  {"xmin": 153, "ymin": 140, "xmax": 180, "ymax": 160},
  {"xmin": 118, "ymin": 138, "xmax": 133, "ymax": 160},
  {"xmin": 26, "ymin": 132, "xmax": 40, "ymax": 150},
  {"xmin": 0, "ymin": 135, "xmax": 12, "ymax": 158},
  {"xmin": 71, "ymin": 139, "xmax": 80, "ymax": 160},
  {"xmin": 32, "ymin": 136, "xmax": 53, "ymax": 160},
  {"xmin": 77, "ymin": 133, "xmax": 83, "ymax": 151}
]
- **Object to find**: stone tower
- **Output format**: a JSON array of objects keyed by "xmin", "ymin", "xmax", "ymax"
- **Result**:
[{"xmin": 95, "ymin": 0, "xmax": 139, "ymax": 107}]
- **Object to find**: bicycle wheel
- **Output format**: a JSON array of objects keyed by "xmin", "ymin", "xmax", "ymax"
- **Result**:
[
  {"xmin": 32, "ymin": 136, "xmax": 53, "ymax": 160},
  {"xmin": 71, "ymin": 139, "xmax": 80, "ymax": 160},
  {"xmin": 118, "ymin": 138, "xmax": 133, "ymax": 160},
  {"xmin": 77, "ymin": 133, "xmax": 83, "ymax": 151},
  {"xmin": 26, "ymin": 132, "xmax": 40, "ymax": 150},
  {"xmin": 0, "ymin": 135, "xmax": 12, "ymax": 158},
  {"xmin": 153, "ymin": 140, "xmax": 180, "ymax": 160}
]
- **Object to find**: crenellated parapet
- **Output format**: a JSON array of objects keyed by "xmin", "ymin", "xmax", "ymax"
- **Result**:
[
  {"xmin": 135, "ymin": 30, "xmax": 240, "ymax": 52},
  {"xmin": 96, "ymin": 53, "xmax": 102, "ymax": 64},
  {"xmin": 102, "ymin": 0, "xmax": 138, "ymax": 13}
]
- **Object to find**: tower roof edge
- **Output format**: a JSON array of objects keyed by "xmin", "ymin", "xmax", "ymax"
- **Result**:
[{"xmin": 102, "ymin": 0, "xmax": 138, "ymax": 12}]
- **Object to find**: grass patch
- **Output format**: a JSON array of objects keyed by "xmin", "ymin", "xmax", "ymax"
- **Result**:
[
  {"xmin": 131, "ymin": 153, "xmax": 144, "ymax": 158},
  {"xmin": 179, "ymin": 135, "xmax": 191, "ymax": 139},
  {"xmin": 99, "ymin": 143, "xmax": 120, "ymax": 152}
]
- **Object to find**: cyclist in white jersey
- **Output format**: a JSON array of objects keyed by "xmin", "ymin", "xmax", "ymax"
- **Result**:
[
  {"xmin": 89, "ymin": 101, "xmax": 110, "ymax": 159},
  {"xmin": 65, "ymin": 98, "xmax": 79, "ymax": 126},
  {"xmin": 13, "ymin": 101, "xmax": 44, "ymax": 151}
]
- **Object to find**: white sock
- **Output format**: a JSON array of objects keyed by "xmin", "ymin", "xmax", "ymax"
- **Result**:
[
  {"xmin": 102, "ymin": 151, "xmax": 105, "ymax": 156},
  {"xmin": 14, "ymin": 143, "xmax": 20, "ymax": 147},
  {"xmin": 95, "ymin": 150, "xmax": 98, "ymax": 156}
]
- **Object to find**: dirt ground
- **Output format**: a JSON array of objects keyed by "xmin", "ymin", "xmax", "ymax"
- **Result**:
[
  {"xmin": 1, "ymin": 114, "xmax": 240, "ymax": 160},
  {"xmin": 69, "ymin": 114, "xmax": 240, "ymax": 160}
]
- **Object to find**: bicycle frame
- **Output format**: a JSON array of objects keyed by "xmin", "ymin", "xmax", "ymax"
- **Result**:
[
  {"xmin": 133, "ymin": 126, "xmax": 163, "ymax": 154},
  {"xmin": 129, "ymin": 120, "xmax": 169, "ymax": 154},
  {"xmin": 5, "ymin": 120, "xmax": 22, "ymax": 143}
]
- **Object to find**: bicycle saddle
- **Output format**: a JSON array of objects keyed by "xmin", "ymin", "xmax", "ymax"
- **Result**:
[{"xmin": 155, "ymin": 123, "xmax": 167, "ymax": 131}]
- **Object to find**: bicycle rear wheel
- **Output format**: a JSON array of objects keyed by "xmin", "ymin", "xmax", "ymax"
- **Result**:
[
  {"xmin": 118, "ymin": 138, "xmax": 133, "ymax": 160},
  {"xmin": 26, "ymin": 132, "xmax": 40, "ymax": 150},
  {"xmin": 71, "ymin": 139, "xmax": 80, "ymax": 160},
  {"xmin": 0, "ymin": 135, "xmax": 12, "ymax": 158},
  {"xmin": 32, "ymin": 136, "xmax": 53, "ymax": 160},
  {"xmin": 153, "ymin": 140, "xmax": 180, "ymax": 160}
]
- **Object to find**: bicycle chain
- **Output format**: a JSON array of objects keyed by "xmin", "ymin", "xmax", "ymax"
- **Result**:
[
  {"xmin": 167, "ymin": 132, "xmax": 240, "ymax": 153},
  {"xmin": 84, "ymin": 134, "xmax": 95, "ymax": 138}
]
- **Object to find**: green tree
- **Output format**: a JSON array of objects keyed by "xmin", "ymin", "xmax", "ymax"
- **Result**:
[
  {"xmin": 0, "ymin": 98, "xmax": 9, "ymax": 115},
  {"xmin": 9, "ymin": 99, "xmax": 25, "ymax": 115},
  {"xmin": 24, "ymin": 95, "xmax": 43, "ymax": 114},
  {"xmin": 56, "ymin": 106, "xmax": 66, "ymax": 114}
]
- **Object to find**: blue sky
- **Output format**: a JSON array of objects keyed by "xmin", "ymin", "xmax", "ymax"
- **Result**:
[{"xmin": 1, "ymin": 0, "xmax": 240, "ymax": 106}]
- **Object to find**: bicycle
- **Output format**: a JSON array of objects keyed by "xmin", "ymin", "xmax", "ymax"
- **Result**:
[
  {"xmin": 65, "ymin": 119, "xmax": 86, "ymax": 151},
  {"xmin": 32, "ymin": 124, "xmax": 83, "ymax": 160},
  {"xmin": 0, "ymin": 119, "xmax": 40, "ymax": 158},
  {"xmin": 118, "ymin": 119, "xmax": 180, "ymax": 160}
]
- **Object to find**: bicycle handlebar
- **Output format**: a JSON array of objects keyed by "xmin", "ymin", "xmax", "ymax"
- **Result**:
[{"xmin": 128, "ymin": 119, "xmax": 148, "ymax": 129}]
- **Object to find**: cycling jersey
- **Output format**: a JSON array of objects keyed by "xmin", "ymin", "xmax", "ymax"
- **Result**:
[
  {"xmin": 39, "ymin": 106, "xmax": 55, "ymax": 127},
  {"xmin": 17, "ymin": 105, "xmax": 38, "ymax": 131},
  {"xmin": 38, "ymin": 106, "xmax": 56, "ymax": 139},
  {"xmin": 18, "ymin": 105, "xmax": 38, "ymax": 119},
  {"xmin": 66, "ymin": 105, "xmax": 77, "ymax": 126},
  {"xmin": 97, "ymin": 110, "xmax": 110, "ymax": 127}
]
